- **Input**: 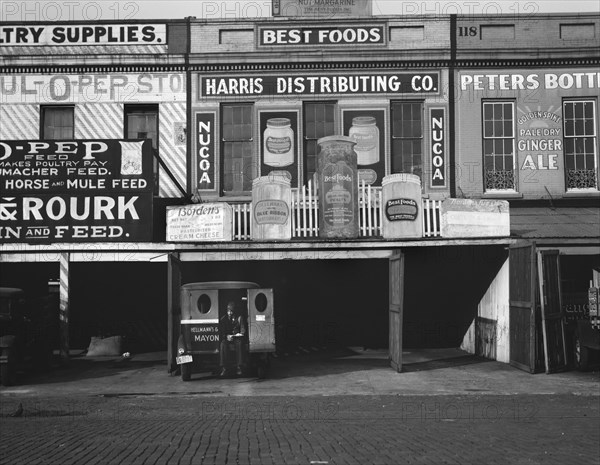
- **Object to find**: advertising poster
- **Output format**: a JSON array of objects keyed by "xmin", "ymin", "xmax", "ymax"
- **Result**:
[
  {"xmin": 259, "ymin": 111, "xmax": 299, "ymax": 187},
  {"xmin": 342, "ymin": 109, "xmax": 385, "ymax": 186},
  {"xmin": 166, "ymin": 203, "xmax": 233, "ymax": 242},
  {"xmin": 0, "ymin": 139, "xmax": 154, "ymax": 243}
]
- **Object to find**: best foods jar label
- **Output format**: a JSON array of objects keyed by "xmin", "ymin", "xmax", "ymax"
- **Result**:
[{"xmin": 385, "ymin": 198, "xmax": 418, "ymax": 221}]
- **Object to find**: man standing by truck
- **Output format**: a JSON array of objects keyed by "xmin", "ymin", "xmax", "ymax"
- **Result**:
[{"xmin": 219, "ymin": 301, "xmax": 246, "ymax": 376}]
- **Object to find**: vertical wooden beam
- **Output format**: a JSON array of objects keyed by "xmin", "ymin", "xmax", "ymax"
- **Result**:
[
  {"xmin": 59, "ymin": 252, "xmax": 70, "ymax": 364},
  {"xmin": 167, "ymin": 253, "xmax": 181, "ymax": 373}
]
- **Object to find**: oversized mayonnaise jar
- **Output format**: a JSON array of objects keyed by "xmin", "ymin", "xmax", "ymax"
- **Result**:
[
  {"xmin": 349, "ymin": 116, "xmax": 379, "ymax": 166},
  {"xmin": 264, "ymin": 118, "xmax": 294, "ymax": 167}
]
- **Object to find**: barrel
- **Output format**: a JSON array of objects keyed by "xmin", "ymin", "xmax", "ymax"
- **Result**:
[
  {"xmin": 251, "ymin": 173, "xmax": 292, "ymax": 241},
  {"xmin": 381, "ymin": 173, "xmax": 423, "ymax": 239},
  {"xmin": 316, "ymin": 135, "xmax": 359, "ymax": 239}
]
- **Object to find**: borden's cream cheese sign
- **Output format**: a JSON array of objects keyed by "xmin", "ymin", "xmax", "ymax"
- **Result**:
[
  {"xmin": 166, "ymin": 203, "xmax": 233, "ymax": 242},
  {"xmin": 0, "ymin": 24, "xmax": 166, "ymax": 46}
]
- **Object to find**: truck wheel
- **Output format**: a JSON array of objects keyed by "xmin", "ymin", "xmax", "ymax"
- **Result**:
[
  {"xmin": 181, "ymin": 363, "xmax": 192, "ymax": 381},
  {"xmin": 574, "ymin": 333, "xmax": 590, "ymax": 371}
]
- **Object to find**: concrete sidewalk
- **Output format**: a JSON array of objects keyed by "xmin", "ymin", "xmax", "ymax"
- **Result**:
[{"xmin": 1, "ymin": 347, "xmax": 598, "ymax": 398}]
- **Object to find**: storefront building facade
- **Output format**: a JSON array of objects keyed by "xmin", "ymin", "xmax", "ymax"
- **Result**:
[
  {"xmin": 1, "ymin": 13, "xmax": 597, "ymax": 374},
  {"xmin": 0, "ymin": 20, "xmax": 189, "ymax": 355},
  {"xmin": 454, "ymin": 14, "xmax": 600, "ymax": 372}
]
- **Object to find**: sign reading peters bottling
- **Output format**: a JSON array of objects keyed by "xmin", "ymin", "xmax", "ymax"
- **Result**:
[{"xmin": 0, "ymin": 140, "xmax": 153, "ymax": 243}]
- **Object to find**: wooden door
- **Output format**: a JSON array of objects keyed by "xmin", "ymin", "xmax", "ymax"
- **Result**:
[
  {"xmin": 247, "ymin": 288, "xmax": 275, "ymax": 352},
  {"xmin": 167, "ymin": 253, "xmax": 181, "ymax": 374},
  {"xmin": 538, "ymin": 250, "xmax": 568, "ymax": 373},
  {"xmin": 509, "ymin": 241, "xmax": 538, "ymax": 372},
  {"xmin": 389, "ymin": 250, "xmax": 404, "ymax": 372}
]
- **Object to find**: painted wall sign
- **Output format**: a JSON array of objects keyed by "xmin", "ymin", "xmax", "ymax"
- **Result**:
[
  {"xmin": 517, "ymin": 109, "xmax": 562, "ymax": 172},
  {"xmin": 342, "ymin": 109, "xmax": 385, "ymax": 187},
  {"xmin": 460, "ymin": 72, "xmax": 600, "ymax": 91},
  {"xmin": 259, "ymin": 111, "xmax": 299, "ymax": 186},
  {"xmin": 200, "ymin": 72, "xmax": 439, "ymax": 97},
  {"xmin": 385, "ymin": 198, "xmax": 418, "ymax": 221},
  {"xmin": 430, "ymin": 108, "xmax": 446, "ymax": 187},
  {"xmin": 272, "ymin": 0, "xmax": 372, "ymax": 17},
  {"xmin": 196, "ymin": 112, "xmax": 216, "ymax": 191},
  {"xmin": 0, "ymin": 139, "xmax": 153, "ymax": 243},
  {"xmin": 0, "ymin": 24, "xmax": 166, "ymax": 46},
  {"xmin": 166, "ymin": 203, "xmax": 233, "ymax": 242},
  {"xmin": 259, "ymin": 25, "xmax": 384, "ymax": 46},
  {"xmin": 0, "ymin": 73, "xmax": 186, "ymax": 103}
]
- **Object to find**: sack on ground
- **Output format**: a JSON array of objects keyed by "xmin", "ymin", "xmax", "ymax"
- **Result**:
[{"xmin": 86, "ymin": 336, "xmax": 122, "ymax": 356}]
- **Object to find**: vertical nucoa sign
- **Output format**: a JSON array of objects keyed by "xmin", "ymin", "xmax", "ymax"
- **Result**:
[
  {"xmin": 197, "ymin": 113, "xmax": 216, "ymax": 191},
  {"xmin": 430, "ymin": 108, "xmax": 446, "ymax": 188}
]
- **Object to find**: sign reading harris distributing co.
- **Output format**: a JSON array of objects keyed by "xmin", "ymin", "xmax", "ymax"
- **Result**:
[
  {"xmin": 201, "ymin": 72, "xmax": 439, "ymax": 97},
  {"xmin": 259, "ymin": 25, "xmax": 384, "ymax": 46},
  {"xmin": 0, "ymin": 24, "xmax": 166, "ymax": 46},
  {"xmin": 0, "ymin": 140, "xmax": 153, "ymax": 243},
  {"xmin": 272, "ymin": 0, "xmax": 372, "ymax": 17}
]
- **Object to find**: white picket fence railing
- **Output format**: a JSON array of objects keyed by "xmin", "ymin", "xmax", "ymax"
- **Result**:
[{"xmin": 231, "ymin": 179, "xmax": 442, "ymax": 241}]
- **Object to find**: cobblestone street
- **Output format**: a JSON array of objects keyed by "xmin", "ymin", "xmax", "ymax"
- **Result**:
[
  {"xmin": 1, "ymin": 394, "xmax": 599, "ymax": 465},
  {"xmin": 2, "ymin": 347, "xmax": 599, "ymax": 465}
]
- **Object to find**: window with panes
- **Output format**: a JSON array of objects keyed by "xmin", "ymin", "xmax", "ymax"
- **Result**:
[
  {"xmin": 482, "ymin": 101, "xmax": 515, "ymax": 191},
  {"xmin": 221, "ymin": 104, "xmax": 254, "ymax": 194},
  {"xmin": 563, "ymin": 99, "xmax": 598, "ymax": 190},
  {"xmin": 41, "ymin": 106, "xmax": 74, "ymax": 139},
  {"xmin": 391, "ymin": 102, "xmax": 423, "ymax": 178},
  {"xmin": 125, "ymin": 104, "xmax": 159, "ymax": 195},
  {"xmin": 303, "ymin": 102, "xmax": 335, "ymax": 184}
]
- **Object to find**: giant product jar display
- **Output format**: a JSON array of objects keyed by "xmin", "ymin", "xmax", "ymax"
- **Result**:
[
  {"xmin": 263, "ymin": 118, "xmax": 294, "ymax": 167},
  {"xmin": 381, "ymin": 173, "xmax": 423, "ymax": 239},
  {"xmin": 316, "ymin": 135, "xmax": 359, "ymax": 239},
  {"xmin": 349, "ymin": 116, "xmax": 379, "ymax": 166},
  {"xmin": 251, "ymin": 172, "xmax": 292, "ymax": 241}
]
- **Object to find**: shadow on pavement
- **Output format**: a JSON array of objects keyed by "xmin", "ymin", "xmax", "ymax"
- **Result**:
[{"xmin": 8, "ymin": 352, "xmax": 168, "ymax": 387}]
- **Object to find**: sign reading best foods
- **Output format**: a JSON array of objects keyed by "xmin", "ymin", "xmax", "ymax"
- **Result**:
[{"xmin": 0, "ymin": 24, "xmax": 166, "ymax": 46}]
